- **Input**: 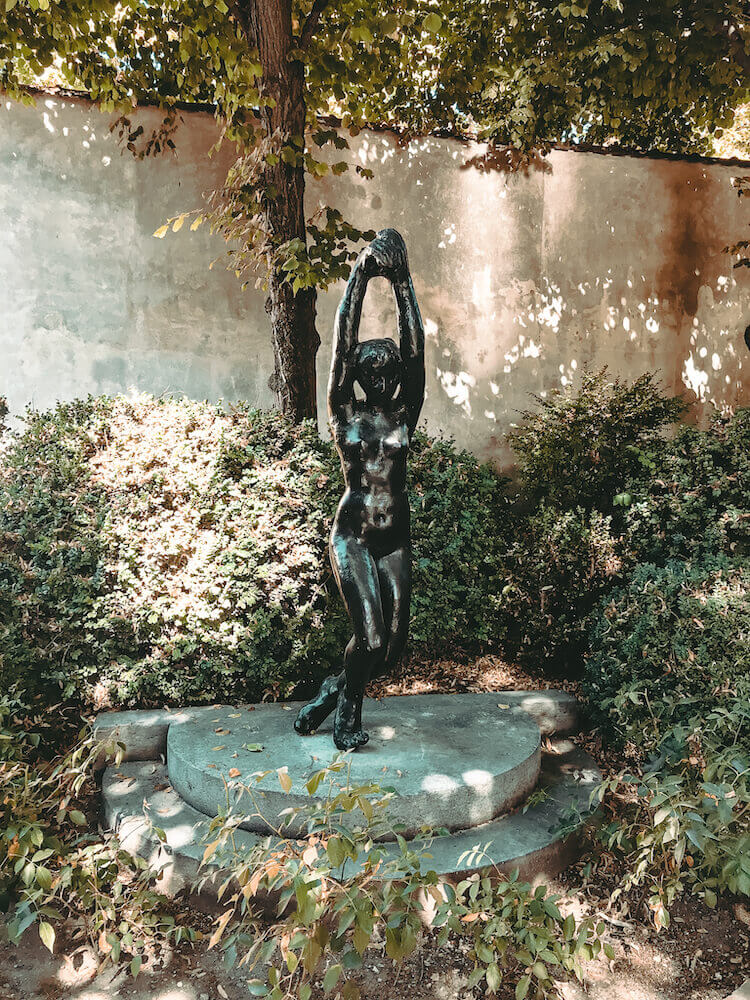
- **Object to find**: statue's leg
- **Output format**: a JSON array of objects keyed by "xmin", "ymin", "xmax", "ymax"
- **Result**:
[
  {"xmin": 371, "ymin": 546, "xmax": 411, "ymax": 679},
  {"xmin": 329, "ymin": 532, "xmax": 386, "ymax": 751},
  {"xmin": 293, "ymin": 669, "xmax": 344, "ymax": 735}
]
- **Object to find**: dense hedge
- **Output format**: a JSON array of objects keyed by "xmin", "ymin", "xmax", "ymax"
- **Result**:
[
  {"xmin": 584, "ymin": 557, "xmax": 750, "ymax": 747},
  {"xmin": 507, "ymin": 370, "xmax": 686, "ymax": 513},
  {"xmin": 1, "ymin": 380, "xmax": 748, "ymax": 712},
  {"xmin": 623, "ymin": 407, "xmax": 750, "ymax": 565},
  {"xmin": 583, "ymin": 556, "xmax": 750, "ymax": 903},
  {"xmin": 0, "ymin": 396, "xmax": 510, "ymax": 708}
]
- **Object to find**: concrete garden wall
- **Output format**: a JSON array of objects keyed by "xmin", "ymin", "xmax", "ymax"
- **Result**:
[{"xmin": 2, "ymin": 92, "xmax": 749, "ymax": 465}]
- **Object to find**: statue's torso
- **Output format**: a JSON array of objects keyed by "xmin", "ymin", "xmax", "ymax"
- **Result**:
[{"xmin": 331, "ymin": 405, "xmax": 411, "ymax": 552}]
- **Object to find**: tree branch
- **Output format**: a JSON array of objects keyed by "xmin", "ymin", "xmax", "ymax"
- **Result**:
[
  {"xmin": 229, "ymin": 0, "xmax": 257, "ymax": 47},
  {"xmin": 299, "ymin": 0, "xmax": 329, "ymax": 49}
]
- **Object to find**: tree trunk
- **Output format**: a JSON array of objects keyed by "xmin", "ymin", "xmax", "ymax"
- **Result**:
[{"xmin": 239, "ymin": 0, "xmax": 320, "ymax": 422}]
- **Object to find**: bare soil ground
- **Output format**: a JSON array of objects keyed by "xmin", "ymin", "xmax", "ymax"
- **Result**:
[{"xmin": 1, "ymin": 653, "xmax": 747, "ymax": 1000}]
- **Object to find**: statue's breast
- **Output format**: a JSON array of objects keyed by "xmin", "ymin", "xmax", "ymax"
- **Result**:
[{"xmin": 339, "ymin": 415, "xmax": 408, "ymax": 469}]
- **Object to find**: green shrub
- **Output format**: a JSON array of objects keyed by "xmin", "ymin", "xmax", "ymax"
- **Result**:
[
  {"xmin": 624, "ymin": 408, "xmax": 750, "ymax": 564},
  {"xmin": 0, "ymin": 691, "xmax": 193, "ymax": 966},
  {"xmin": 507, "ymin": 369, "xmax": 685, "ymax": 513},
  {"xmin": 500, "ymin": 504, "xmax": 625, "ymax": 670},
  {"xmin": 584, "ymin": 557, "xmax": 749, "ymax": 746},
  {"xmin": 583, "ymin": 558, "xmax": 750, "ymax": 910},
  {"xmin": 0, "ymin": 395, "xmax": 510, "ymax": 709},
  {"xmin": 408, "ymin": 432, "xmax": 510, "ymax": 647},
  {"xmin": 202, "ymin": 758, "xmax": 604, "ymax": 1000},
  {"xmin": 0, "ymin": 399, "xmax": 111, "ymax": 703}
]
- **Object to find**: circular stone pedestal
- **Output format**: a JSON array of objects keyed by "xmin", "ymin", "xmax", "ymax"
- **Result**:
[{"xmin": 167, "ymin": 695, "xmax": 541, "ymax": 840}]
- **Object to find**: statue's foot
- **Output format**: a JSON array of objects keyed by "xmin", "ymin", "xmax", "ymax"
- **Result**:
[
  {"xmin": 333, "ymin": 688, "xmax": 369, "ymax": 751},
  {"xmin": 294, "ymin": 673, "xmax": 343, "ymax": 735},
  {"xmin": 333, "ymin": 726, "xmax": 369, "ymax": 751}
]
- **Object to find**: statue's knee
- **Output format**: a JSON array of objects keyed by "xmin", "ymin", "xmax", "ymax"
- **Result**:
[{"xmin": 360, "ymin": 634, "xmax": 386, "ymax": 664}]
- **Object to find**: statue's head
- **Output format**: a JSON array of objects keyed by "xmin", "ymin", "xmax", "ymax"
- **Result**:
[{"xmin": 353, "ymin": 338, "xmax": 402, "ymax": 404}]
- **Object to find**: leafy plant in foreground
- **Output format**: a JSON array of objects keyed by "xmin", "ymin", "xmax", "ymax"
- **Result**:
[
  {"xmin": 0, "ymin": 693, "xmax": 194, "ymax": 972},
  {"xmin": 197, "ymin": 759, "xmax": 603, "ymax": 999}
]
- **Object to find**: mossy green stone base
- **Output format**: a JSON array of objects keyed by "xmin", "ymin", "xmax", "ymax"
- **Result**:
[{"xmin": 98, "ymin": 692, "xmax": 599, "ymax": 898}]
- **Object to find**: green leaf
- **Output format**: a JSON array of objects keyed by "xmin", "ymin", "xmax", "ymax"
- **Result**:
[
  {"xmin": 323, "ymin": 963, "xmax": 342, "ymax": 993},
  {"xmin": 35, "ymin": 866, "xmax": 53, "ymax": 890},
  {"xmin": 327, "ymin": 836, "xmax": 347, "ymax": 868},
  {"xmin": 39, "ymin": 922, "xmax": 55, "ymax": 953},
  {"xmin": 69, "ymin": 810, "xmax": 86, "ymax": 825},
  {"xmin": 130, "ymin": 955, "xmax": 142, "ymax": 978},
  {"xmin": 516, "ymin": 975, "xmax": 531, "ymax": 1000},
  {"xmin": 486, "ymin": 963, "xmax": 502, "ymax": 992},
  {"xmin": 423, "ymin": 12, "xmax": 442, "ymax": 33}
]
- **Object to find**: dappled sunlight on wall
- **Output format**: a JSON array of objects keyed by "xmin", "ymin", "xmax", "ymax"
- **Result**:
[
  {"xmin": 1, "ymin": 94, "xmax": 748, "ymax": 465},
  {"xmin": 0, "ymin": 95, "xmax": 274, "ymax": 424},
  {"xmin": 316, "ymin": 136, "xmax": 749, "ymax": 463}
]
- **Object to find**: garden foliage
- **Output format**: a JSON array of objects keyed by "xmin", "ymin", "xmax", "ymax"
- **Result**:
[
  {"xmin": 0, "ymin": 372, "xmax": 748, "ymax": 946},
  {"xmin": 199, "ymin": 758, "xmax": 605, "ymax": 1000},
  {"xmin": 0, "ymin": 692, "xmax": 193, "ymax": 965},
  {"xmin": 507, "ymin": 370, "xmax": 686, "ymax": 514},
  {"xmin": 0, "ymin": 395, "xmax": 509, "ymax": 708}
]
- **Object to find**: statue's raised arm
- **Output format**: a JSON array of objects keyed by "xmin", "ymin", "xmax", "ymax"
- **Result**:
[
  {"xmin": 327, "ymin": 250, "xmax": 368, "ymax": 422},
  {"xmin": 391, "ymin": 238, "xmax": 426, "ymax": 434},
  {"xmin": 328, "ymin": 228, "xmax": 425, "ymax": 433}
]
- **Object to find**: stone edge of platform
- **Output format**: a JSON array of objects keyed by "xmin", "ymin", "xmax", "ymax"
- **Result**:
[
  {"xmin": 93, "ymin": 689, "xmax": 579, "ymax": 770},
  {"xmin": 100, "ymin": 736, "xmax": 600, "ymax": 904},
  {"xmin": 726, "ymin": 980, "xmax": 750, "ymax": 1000}
]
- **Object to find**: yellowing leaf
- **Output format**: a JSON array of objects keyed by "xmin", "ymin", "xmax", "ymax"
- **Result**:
[
  {"xmin": 278, "ymin": 768, "xmax": 292, "ymax": 793},
  {"xmin": 424, "ymin": 12, "xmax": 442, "ymax": 32},
  {"xmin": 172, "ymin": 214, "xmax": 185, "ymax": 232},
  {"xmin": 153, "ymin": 224, "xmax": 169, "ymax": 239},
  {"xmin": 190, "ymin": 215, "xmax": 203, "ymax": 231},
  {"xmin": 208, "ymin": 908, "xmax": 233, "ymax": 949},
  {"xmin": 39, "ymin": 921, "xmax": 55, "ymax": 953},
  {"xmin": 202, "ymin": 839, "xmax": 220, "ymax": 864}
]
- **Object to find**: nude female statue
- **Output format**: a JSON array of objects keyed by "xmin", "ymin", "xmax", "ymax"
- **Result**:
[{"xmin": 294, "ymin": 228, "xmax": 425, "ymax": 750}]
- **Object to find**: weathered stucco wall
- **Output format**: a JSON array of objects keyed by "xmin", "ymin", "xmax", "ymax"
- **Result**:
[{"xmin": 2, "ymin": 94, "xmax": 749, "ymax": 464}]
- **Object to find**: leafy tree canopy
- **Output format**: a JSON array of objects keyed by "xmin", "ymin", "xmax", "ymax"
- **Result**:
[{"xmin": 2, "ymin": 2, "xmax": 748, "ymax": 152}]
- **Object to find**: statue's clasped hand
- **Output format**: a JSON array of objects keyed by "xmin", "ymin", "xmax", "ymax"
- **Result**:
[{"xmin": 358, "ymin": 229, "xmax": 409, "ymax": 284}]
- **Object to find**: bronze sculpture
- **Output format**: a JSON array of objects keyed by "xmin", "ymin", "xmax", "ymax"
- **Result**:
[{"xmin": 295, "ymin": 229, "xmax": 425, "ymax": 750}]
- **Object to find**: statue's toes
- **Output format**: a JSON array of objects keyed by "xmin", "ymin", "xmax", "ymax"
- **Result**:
[
  {"xmin": 294, "ymin": 710, "xmax": 315, "ymax": 735},
  {"xmin": 334, "ymin": 729, "xmax": 369, "ymax": 751}
]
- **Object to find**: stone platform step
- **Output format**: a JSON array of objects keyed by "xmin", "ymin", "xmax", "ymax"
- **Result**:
[
  {"xmin": 94, "ymin": 689, "xmax": 579, "ymax": 763},
  {"xmin": 166, "ymin": 695, "xmax": 542, "ymax": 839},
  {"xmin": 96, "ymin": 691, "xmax": 599, "ymax": 900},
  {"xmin": 101, "ymin": 738, "xmax": 599, "ymax": 899}
]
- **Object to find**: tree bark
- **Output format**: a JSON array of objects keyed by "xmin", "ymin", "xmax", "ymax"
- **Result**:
[{"xmin": 237, "ymin": 0, "xmax": 320, "ymax": 423}]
